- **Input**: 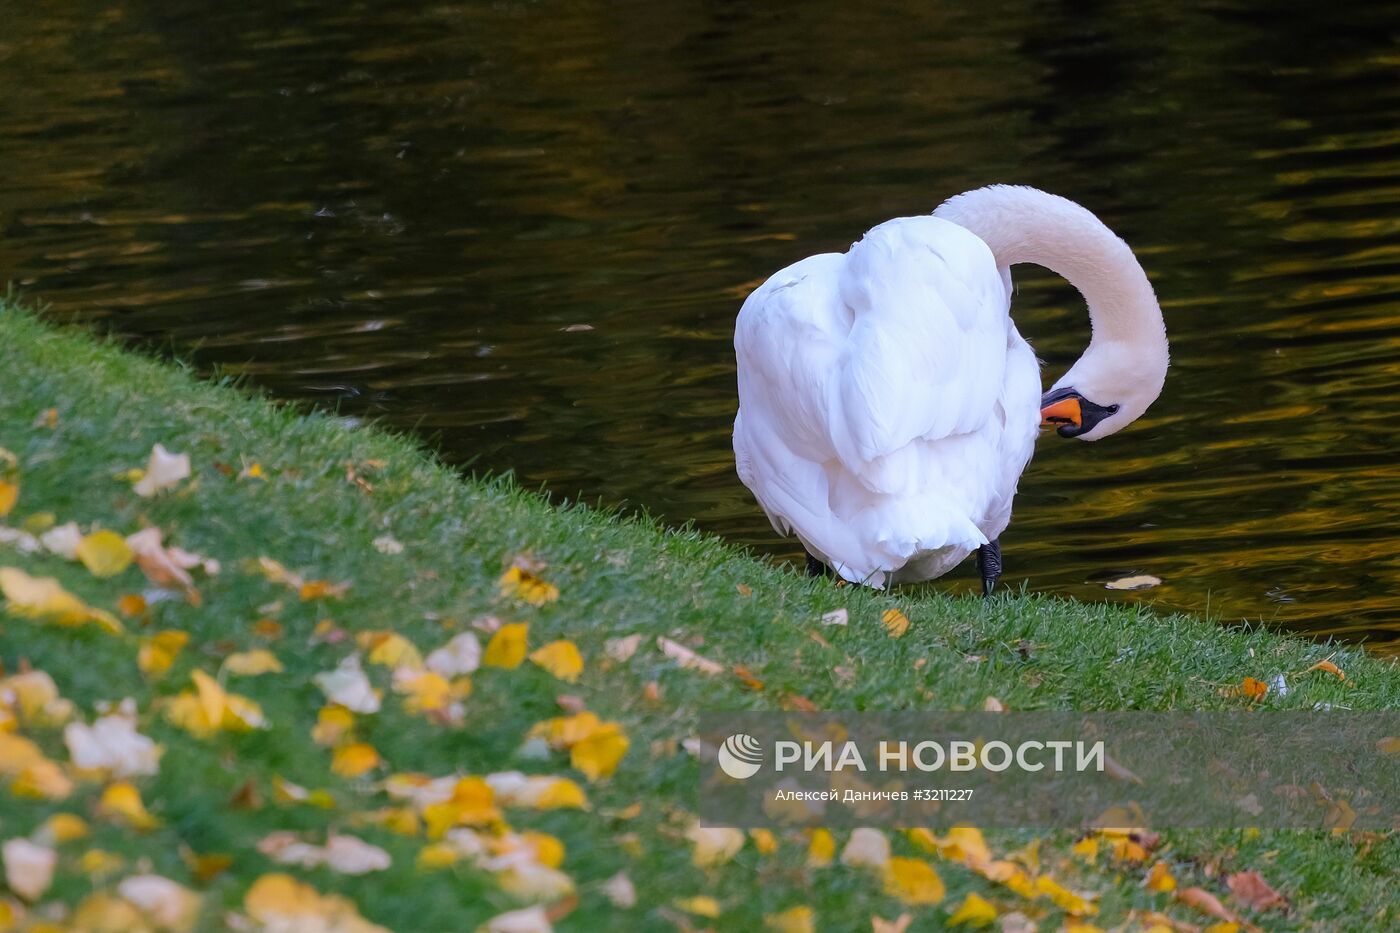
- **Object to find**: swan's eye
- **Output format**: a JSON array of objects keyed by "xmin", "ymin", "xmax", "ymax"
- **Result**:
[{"xmin": 1040, "ymin": 389, "xmax": 1118, "ymax": 437}]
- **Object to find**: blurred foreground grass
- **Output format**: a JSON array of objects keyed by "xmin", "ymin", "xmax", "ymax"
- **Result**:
[{"xmin": 0, "ymin": 302, "xmax": 1395, "ymax": 931}]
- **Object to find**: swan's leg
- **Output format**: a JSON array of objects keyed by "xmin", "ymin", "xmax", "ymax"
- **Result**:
[
  {"xmin": 977, "ymin": 539, "xmax": 1002, "ymax": 596},
  {"xmin": 804, "ymin": 550, "xmax": 830, "ymax": 578}
]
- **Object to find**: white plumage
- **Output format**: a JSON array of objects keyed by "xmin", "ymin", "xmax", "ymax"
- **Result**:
[{"xmin": 733, "ymin": 186, "xmax": 1168, "ymax": 588}]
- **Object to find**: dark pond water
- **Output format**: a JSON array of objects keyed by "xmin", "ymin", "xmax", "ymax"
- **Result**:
[{"xmin": 3, "ymin": 1, "xmax": 1399, "ymax": 654}]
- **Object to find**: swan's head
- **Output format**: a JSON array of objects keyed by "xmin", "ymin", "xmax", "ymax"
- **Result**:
[{"xmin": 1040, "ymin": 336, "xmax": 1168, "ymax": 441}]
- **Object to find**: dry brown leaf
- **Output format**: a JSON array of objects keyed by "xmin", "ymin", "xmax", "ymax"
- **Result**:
[
  {"xmin": 1104, "ymin": 751, "xmax": 1144, "ymax": 785},
  {"xmin": 732, "ymin": 664, "xmax": 764, "ymax": 691},
  {"xmin": 1226, "ymin": 870, "xmax": 1287, "ymax": 912},
  {"xmin": 870, "ymin": 913, "xmax": 912, "ymax": 933},
  {"xmin": 1175, "ymin": 887, "xmax": 1255, "ymax": 932},
  {"xmin": 657, "ymin": 637, "xmax": 723, "ymax": 675},
  {"xmin": 782, "ymin": 694, "xmax": 818, "ymax": 712}
]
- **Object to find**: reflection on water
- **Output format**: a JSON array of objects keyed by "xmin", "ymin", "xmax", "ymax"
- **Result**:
[{"xmin": 1, "ymin": 1, "xmax": 1397, "ymax": 653}]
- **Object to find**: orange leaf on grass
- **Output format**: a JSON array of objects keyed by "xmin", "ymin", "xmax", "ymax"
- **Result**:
[
  {"xmin": 1227, "ymin": 870, "xmax": 1287, "ymax": 912},
  {"xmin": 1305, "ymin": 659, "xmax": 1344, "ymax": 681}
]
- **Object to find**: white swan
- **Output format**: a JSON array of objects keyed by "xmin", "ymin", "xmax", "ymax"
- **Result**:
[{"xmin": 732, "ymin": 185, "xmax": 1168, "ymax": 591}]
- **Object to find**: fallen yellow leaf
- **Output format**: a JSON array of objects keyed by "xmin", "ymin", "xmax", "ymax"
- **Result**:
[
  {"xmin": 331, "ymin": 742, "xmax": 383, "ymax": 778},
  {"xmin": 362, "ymin": 632, "xmax": 424, "ymax": 670},
  {"xmin": 947, "ymin": 892, "xmax": 997, "ymax": 927},
  {"xmin": 312, "ymin": 705, "xmax": 357, "ymax": 747},
  {"xmin": 32, "ymin": 813, "xmax": 89, "ymax": 845},
  {"xmin": 244, "ymin": 873, "xmax": 390, "ymax": 933},
  {"xmin": 0, "ymin": 567, "xmax": 123, "ymax": 634},
  {"xmin": 882, "ymin": 608, "xmax": 911, "ymax": 638},
  {"xmin": 483, "ymin": 622, "xmax": 529, "ymax": 669},
  {"xmin": 164, "ymin": 670, "xmax": 268, "ymax": 737},
  {"xmin": 529, "ymin": 640, "xmax": 584, "ymax": 682},
  {"xmin": 138, "ymin": 630, "xmax": 190, "ymax": 679},
  {"xmin": 1144, "ymin": 860, "xmax": 1177, "ymax": 893},
  {"xmin": 0, "ymin": 448, "xmax": 18, "ymax": 517},
  {"xmin": 75, "ymin": 530, "xmax": 133, "ymax": 578},
  {"xmin": 1035, "ymin": 875, "xmax": 1096, "ymax": 915},
  {"xmin": 97, "ymin": 782, "xmax": 161, "ymax": 831},
  {"xmin": 673, "ymin": 896, "xmax": 721, "ymax": 918},
  {"xmin": 883, "ymin": 857, "xmax": 945, "ymax": 905},
  {"xmin": 807, "ymin": 828, "xmax": 837, "ymax": 867},
  {"xmin": 750, "ymin": 828, "xmax": 779, "ymax": 855},
  {"xmin": 222, "ymin": 649, "xmax": 284, "ymax": 677},
  {"xmin": 764, "ymin": 905, "xmax": 815, "ymax": 933},
  {"xmin": 498, "ymin": 563, "xmax": 559, "ymax": 606},
  {"xmin": 571, "ymin": 722, "xmax": 628, "ymax": 781}
]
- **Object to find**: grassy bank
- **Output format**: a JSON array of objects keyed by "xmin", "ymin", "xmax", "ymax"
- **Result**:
[{"xmin": 0, "ymin": 301, "xmax": 1395, "ymax": 932}]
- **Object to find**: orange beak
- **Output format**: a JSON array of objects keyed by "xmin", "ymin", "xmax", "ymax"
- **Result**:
[{"xmin": 1040, "ymin": 396, "xmax": 1082, "ymax": 429}]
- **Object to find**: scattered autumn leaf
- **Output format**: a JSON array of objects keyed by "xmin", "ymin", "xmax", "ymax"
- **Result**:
[
  {"xmin": 1305, "ymin": 659, "xmax": 1345, "ymax": 681},
  {"xmin": 947, "ymin": 892, "xmax": 997, "ymax": 927},
  {"xmin": 686, "ymin": 825, "xmax": 744, "ymax": 868},
  {"xmin": 244, "ymin": 873, "xmax": 390, "ymax": 933},
  {"xmin": 498, "ymin": 561, "xmax": 559, "ymax": 606},
  {"xmin": 1227, "ymin": 870, "xmax": 1287, "ymax": 912},
  {"xmin": 841, "ymin": 828, "xmax": 890, "ymax": 870},
  {"xmin": 1, "ymin": 838, "xmax": 55, "ymax": 901},
  {"xmin": 604, "ymin": 634, "xmax": 641, "ymax": 663},
  {"xmin": 98, "ymin": 782, "xmax": 161, "ymax": 831},
  {"xmin": 529, "ymin": 640, "xmax": 584, "ymax": 682},
  {"xmin": 0, "ymin": 449, "xmax": 18, "ymax": 517},
  {"xmin": 300, "ymin": 579, "xmax": 350, "ymax": 601},
  {"xmin": 222, "ymin": 649, "xmax": 284, "ymax": 677},
  {"xmin": 0, "ymin": 566, "xmax": 123, "ymax": 633},
  {"xmin": 313, "ymin": 655, "xmax": 381, "ymax": 713},
  {"xmin": 764, "ymin": 905, "xmax": 815, "ymax": 933},
  {"xmin": 1104, "ymin": 574, "xmax": 1162, "ymax": 590},
  {"xmin": 484, "ymin": 622, "xmax": 530, "ymax": 669},
  {"xmin": 138, "ymin": 630, "xmax": 190, "ymax": 679},
  {"xmin": 657, "ymin": 636, "xmax": 723, "ymax": 674},
  {"xmin": 331, "ymin": 742, "xmax": 383, "ymax": 778},
  {"xmin": 882, "ymin": 608, "xmax": 911, "ymax": 637},
  {"xmin": 64, "ymin": 709, "xmax": 162, "ymax": 778},
  {"xmin": 75, "ymin": 529, "xmax": 133, "ymax": 578},
  {"xmin": 1144, "ymin": 860, "xmax": 1177, "ymax": 893},
  {"xmin": 673, "ymin": 895, "xmax": 721, "ymax": 918},
  {"xmin": 132, "ymin": 443, "xmax": 191, "ymax": 497},
  {"xmin": 165, "ymin": 670, "xmax": 268, "ymax": 737},
  {"xmin": 1176, "ymin": 887, "xmax": 1247, "ymax": 929},
  {"xmin": 883, "ymin": 857, "xmax": 945, "ymax": 905}
]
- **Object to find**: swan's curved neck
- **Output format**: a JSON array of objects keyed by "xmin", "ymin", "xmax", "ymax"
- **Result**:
[{"xmin": 933, "ymin": 185, "xmax": 1164, "ymax": 351}]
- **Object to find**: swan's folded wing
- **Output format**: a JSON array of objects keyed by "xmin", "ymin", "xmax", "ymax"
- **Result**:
[{"xmin": 825, "ymin": 216, "xmax": 1011, "ymax": 483}]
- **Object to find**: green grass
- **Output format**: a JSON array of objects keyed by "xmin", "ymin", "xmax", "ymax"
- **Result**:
[{"xmin": 0, "ymin": 301, "xmax": 1395, "ymax": 931}]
